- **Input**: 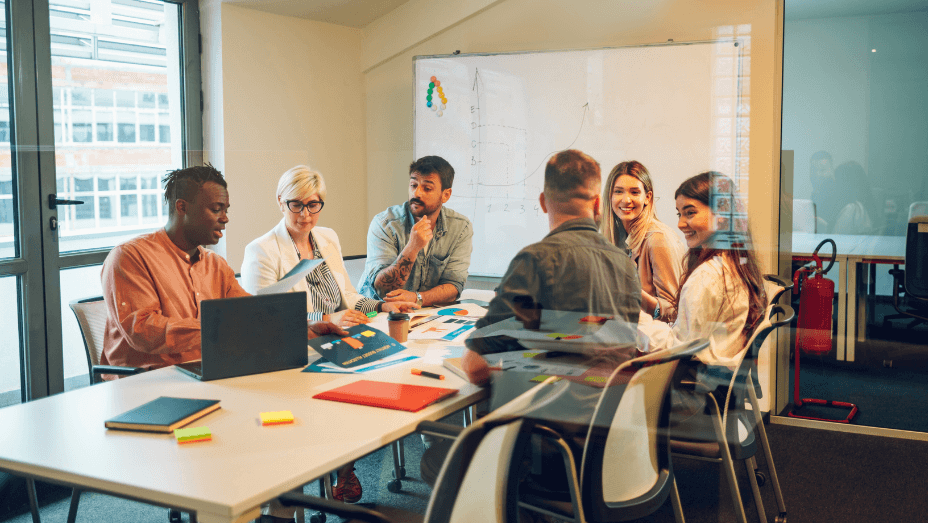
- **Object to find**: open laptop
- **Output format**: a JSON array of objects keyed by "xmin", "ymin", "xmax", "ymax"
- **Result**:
[{"xmin": 176, "ymin": 292, "xmax": 308, "ymax": 381}]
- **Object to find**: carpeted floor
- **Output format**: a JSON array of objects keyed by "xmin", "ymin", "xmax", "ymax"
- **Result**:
[{"xmin": 5, "ymin": 419, "xmax": 928, "ymax": 523}]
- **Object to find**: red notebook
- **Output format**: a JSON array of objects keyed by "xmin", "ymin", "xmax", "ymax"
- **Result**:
[{"xmin": 313, "ymin": 380, "xmax": 458, "ymax": 412}]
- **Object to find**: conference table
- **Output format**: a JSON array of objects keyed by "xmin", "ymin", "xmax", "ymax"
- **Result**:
[
  {"xmin": 791, "ymin": 233, "xmax": 906, "ymax": 361},
  {"xmin": 0, "ymin": 308, "xmax": 489, "ymax": 523}
]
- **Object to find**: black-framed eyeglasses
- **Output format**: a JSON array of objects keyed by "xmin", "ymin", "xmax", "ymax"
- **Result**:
[{"xmin": 286, "ymin": 199, "xmax": 324, "ymax": 214}]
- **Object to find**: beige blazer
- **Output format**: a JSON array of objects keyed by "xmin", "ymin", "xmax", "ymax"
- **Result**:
[{"xmin": 241, "ymin": 219, "xmax": 367, "ymax": 314}]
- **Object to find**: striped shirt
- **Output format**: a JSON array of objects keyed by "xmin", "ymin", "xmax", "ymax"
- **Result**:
[{"xmin": 294, "ymin": 232, "xmax": 379, "ymax": 321}]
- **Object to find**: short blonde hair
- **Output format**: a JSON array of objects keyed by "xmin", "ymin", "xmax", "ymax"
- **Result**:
[{"xmin": 277, "ymin": 165, "xmax": 327, "ymax": 202}]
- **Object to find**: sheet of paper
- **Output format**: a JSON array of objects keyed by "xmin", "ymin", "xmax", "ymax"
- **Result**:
[
  {"xmin": 408, "ymin": 316, "xmax": 479, "ymax": 340},
  {"xmin": 256, "ymin": 258, "xmax": 324, "ymax": 295},
  {"xmin": 486, "ymin": 350, "xmax": 588, "ymax": 377},
  {"xmin": 304, "ymin": 352, "xmax": 420, "ymax": 374}
]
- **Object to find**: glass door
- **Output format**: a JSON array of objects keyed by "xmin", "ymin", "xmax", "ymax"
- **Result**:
[{"xmin": 0, "ymin": 0, "xmax": 201, "ymax": 403}]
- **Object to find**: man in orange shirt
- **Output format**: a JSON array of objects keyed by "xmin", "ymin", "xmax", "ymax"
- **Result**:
[{"xmin": 101, "ymin": 165, "xmax": 341, "ymax": 374}]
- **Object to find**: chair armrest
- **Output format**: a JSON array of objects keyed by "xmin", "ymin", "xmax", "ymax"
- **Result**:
[
  {"xmin": 769, "ymin": 304, "xmax": 795, "ymax": 328},
  {"xmin": 92, "ymin": 365, "xmax": 145, "ymax": 377},
  {"xmin": 278, "ymin": 493, "xmax": 392, "ymax": 523},
  {"xmin": 417, "ymin": 421, "xmax": 465, "ymax": 440},
  {"xmin": 764, "ymin": 274, "xmax": 793, "ymax": 304}
]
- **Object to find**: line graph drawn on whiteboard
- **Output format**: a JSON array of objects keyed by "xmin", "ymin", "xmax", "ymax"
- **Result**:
[{"xmin": 414, "ymin": 41, "xmax": 745, "ymax": 277}]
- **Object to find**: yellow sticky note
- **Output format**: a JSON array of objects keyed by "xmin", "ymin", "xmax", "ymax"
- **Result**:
[
  {"xmin": 361, "ymin": 330, "xmax": 376, "ymax": 337},
  {"xmin": 175, "ymin": 426, "xmax": 211, "ymax": 444},
  {"xmin": 260, "ymin": 410, "xmax": 295, "ymax": 426}
]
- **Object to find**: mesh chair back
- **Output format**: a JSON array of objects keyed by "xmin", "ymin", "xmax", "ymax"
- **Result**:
[
  {"xmin": 425, "ymin": 377, "xmax": 567, "ymax": 523},
  {"xmin": 580, "ymin": 351, "xmax": 693, "ymax": 521},
  {"xmin": 69, "ymin": 297, "xmax": 107, "ymax": 379},
  {"xmin": 905, "ymin": 216, "xmax": 928, "ymax": 299}
]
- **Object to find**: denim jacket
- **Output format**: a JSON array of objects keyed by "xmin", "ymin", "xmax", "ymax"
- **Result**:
[{"xmin": 359, "ymin": 202, "xmax": 473, "ymax": 300}]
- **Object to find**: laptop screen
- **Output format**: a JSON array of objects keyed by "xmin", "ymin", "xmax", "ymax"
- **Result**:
[{"xmin": 198, "ymin": 292, "xmax": 308, "ymax": 380}]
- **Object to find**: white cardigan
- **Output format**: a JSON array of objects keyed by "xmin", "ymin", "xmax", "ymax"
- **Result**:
[
  {"xmin": 241, "ymin": 219, "xmax": 368, "ymax": 314},
  {"xmin": 637, "ymin": 256, "xmax": 750, "ymax": 367}
]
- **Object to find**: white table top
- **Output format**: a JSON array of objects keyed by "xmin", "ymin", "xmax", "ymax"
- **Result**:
[
  {"xmin": 0, "ymin": 325, "xmax": 484, "ymax": 523},
  {"xmin": 790, "ymin": 232, "xmax": 905, "ymax": 261}
]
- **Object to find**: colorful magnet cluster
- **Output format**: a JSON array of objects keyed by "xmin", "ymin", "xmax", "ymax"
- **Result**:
[{"xmin": 426, "ymin": 76, "xmax": 448, "ymax": 117}]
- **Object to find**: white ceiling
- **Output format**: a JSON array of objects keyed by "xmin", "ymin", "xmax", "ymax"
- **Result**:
[
  {"xmin": 221, "ymin": 0, "xmax": 410, "ymax": 28},
  {"xmin": 785, "ymin": 0, "xmax": 928, "ymax": 20},
  {"xmin": 222, "ymin": 0, "xmax": 928, "ymax": 28}
]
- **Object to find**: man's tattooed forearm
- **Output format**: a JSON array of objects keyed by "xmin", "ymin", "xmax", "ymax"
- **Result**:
[{"xmin": 375, "ymin": 257, "xmax": 414, "ymax": 293}]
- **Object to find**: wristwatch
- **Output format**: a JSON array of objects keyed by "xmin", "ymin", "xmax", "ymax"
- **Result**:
[
  {"xmin": 416, "ymin": 292, "xmax": 423, "ymax": 307},
  {"xmin": 653, "ymin": 302, "xmax": 661, "ymax": 320}
]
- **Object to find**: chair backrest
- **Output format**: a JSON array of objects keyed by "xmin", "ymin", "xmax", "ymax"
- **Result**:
[
  {"xmin": 905, "ymin": 216, "xmax": 928, "ymax": 299},
  {"xmin": 908, "ymin": 201, "xmax": 928, "ymax": 222},
  {"xmin": 424, "ymin": 377, "xmax": 568, "ymax": 523},
  {"xmin": 69, "ymin": 297, "xmax": 107, "ymax": 382},
  {"xmin": 578, "ymin": 359, "xmax": 678, "ymax": 520},
  {"xmin": 579, "ymin": 339, "xmax": 708, "ymax": 522},
  {"xmin": 792, "ymin": 199, "xmax": 816, "ymax": 233}
]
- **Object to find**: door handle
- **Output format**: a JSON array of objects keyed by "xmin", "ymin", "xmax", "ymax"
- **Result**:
[{"xmin": 48, "ymin": 194, "xmax": 85, "ymax": 209}]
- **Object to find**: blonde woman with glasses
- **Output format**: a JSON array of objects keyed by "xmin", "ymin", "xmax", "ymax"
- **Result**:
[
  {"xmin": 601, "ymin": 161, "xmax": 686, "ymax": 322},
  {"xmin": 242, "ymin": 166, "xmax": 416, "ymax": 515}
]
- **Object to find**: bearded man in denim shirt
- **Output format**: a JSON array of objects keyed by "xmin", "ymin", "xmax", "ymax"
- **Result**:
[{"xmin": 360, "ymin": 156, "xmax": 473, "ymax": 307}]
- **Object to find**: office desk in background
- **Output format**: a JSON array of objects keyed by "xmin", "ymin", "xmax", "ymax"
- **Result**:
[
  {"xmin": 0, "ymin": 331, "xmax": 485, "ymax": 523},
  {"xmin": 791, "ymin": 233, "xmax": 905, "ymax": 361}
]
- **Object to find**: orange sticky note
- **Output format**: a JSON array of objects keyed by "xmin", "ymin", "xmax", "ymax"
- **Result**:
[
  {"xmin": 341, "ymin": 337, "xmax": 363, "ymax": 349},
  {"xmin": 260, "ymin": 410, "xmax": 295, "ymax": 426}
]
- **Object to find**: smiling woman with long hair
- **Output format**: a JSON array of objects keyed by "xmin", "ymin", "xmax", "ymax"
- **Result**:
[
  {"xmin": 601, "ymin": 161, "xmax": 686, "ymax": 321},
  {"xmin": 637, "ymin": 171, "xmax": 766, "ymax": 365}
]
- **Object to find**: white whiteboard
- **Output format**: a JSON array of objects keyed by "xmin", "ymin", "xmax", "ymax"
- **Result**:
[{"xmin": 414, "ymin": 41, "xmax": 745, "ymax": 277}]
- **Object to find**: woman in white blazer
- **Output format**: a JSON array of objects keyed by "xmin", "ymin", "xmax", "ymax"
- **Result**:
[
  {"xmin": 242, "ymin": 166, "xmax": 416, "ymax": 328},
  {"xmin": 242, "ymin": 166, "xmax": 416, "ymax": 515}
]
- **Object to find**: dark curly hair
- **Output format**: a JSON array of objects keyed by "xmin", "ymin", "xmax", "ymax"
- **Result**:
[{"xmin": 162, "ymin": 164, "xmax": 227, "ymax": 216}]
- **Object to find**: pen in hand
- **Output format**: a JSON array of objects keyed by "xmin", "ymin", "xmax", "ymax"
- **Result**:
[{"xmin": 411, "ymin": 368, "xmax": 445, "ymax": 380}]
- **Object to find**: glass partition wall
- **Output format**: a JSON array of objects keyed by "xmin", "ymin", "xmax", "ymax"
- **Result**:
[{"xmin": 778, "ymin": 1, "xmax": 928, "ymax": 434}]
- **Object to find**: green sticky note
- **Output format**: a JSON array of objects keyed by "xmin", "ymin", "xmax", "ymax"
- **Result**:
[
  {"xmin": 584, "ymin": 376, "xmax": 607, "ymax": 383},
  {"xmin": 175, "ymin": 426, "xmax": 211, "ymax": 443},
  {"xmin": 523, "ymin": 352, "xmax": 541, "ymax": 358},
  {"xmin": 546, "ymin": 333, "xmax": 568, "ymax": 338},
  {"xmin": 530, "ymin": 375, "xmax": 560, "ymax": 383},
  {"xmin": 366, "ymin": 311, "xmax": 378, "ymax": 318}
]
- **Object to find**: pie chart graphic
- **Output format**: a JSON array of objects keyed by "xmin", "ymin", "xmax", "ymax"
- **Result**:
[{"xmin": 438, "ymin": 308, "xmax": 469, "ymax": 316}]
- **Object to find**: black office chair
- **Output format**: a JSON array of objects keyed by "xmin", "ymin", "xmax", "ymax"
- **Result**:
[
  {"xmin": 669, "ymin": 295, "xmax": 795, "ymax": 523},
  {"xmin": 885, "ymin": 215, "xmax": 928, "ymax": 329}
]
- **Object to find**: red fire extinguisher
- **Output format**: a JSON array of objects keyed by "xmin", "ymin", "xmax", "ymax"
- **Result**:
[{"xmin": 788, "ymin": 239, "xmax": 859, "ymax": 423}]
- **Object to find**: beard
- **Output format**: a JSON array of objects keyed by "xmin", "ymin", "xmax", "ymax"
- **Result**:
[{"xmin": 409, "ymin": 198, "xmax": 440, "ymax": 218}]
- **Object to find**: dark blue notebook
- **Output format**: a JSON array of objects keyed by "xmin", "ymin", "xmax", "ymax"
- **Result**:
[{"xmin": 104, "ymin": 396, "xmax": 221, "ymax": 433}]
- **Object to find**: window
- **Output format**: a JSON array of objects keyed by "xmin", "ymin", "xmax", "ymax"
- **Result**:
[
  {"xmin": 117, "ymin": 123, "xmax": 135, "ymax": 143},
  {"xmin": 159, "ymin": 124, "xmax": 170, "ymax": 143},
  {"xmin": 97, "ymin": 121, "xmax": 113, "ymax": 142}
]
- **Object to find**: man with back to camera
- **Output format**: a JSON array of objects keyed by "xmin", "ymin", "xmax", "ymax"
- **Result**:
[
  {"xmin": 359, "ymin": 155, "xmax": 473, "ymax": 307},
  {"xmin": 462, "ymin": 149, "xmax": 641, "ymax": 383},
  {"xmin": 100, "ymin": 164, "xmax": 344, "ymax": 376},
  {"xmin": 442, "ymin": 149, "xmax": 642, "ymax": 492}
]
